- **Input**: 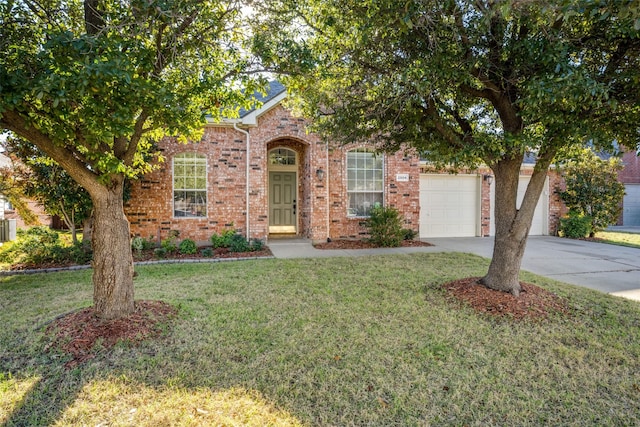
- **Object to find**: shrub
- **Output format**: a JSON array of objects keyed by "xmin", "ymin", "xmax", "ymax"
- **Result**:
[
  {"xmin": 154, "ymin": 248, "xmax": 168, "ymax": 259},
  {"xmin": 210, "ymin": 228, "xmax": 236, "ymax": 248},
  {"xmin": 131, "ymin": 236, "xmax": 146, "ymax": 253},
  {"xmin": 401, "ymin": 228, "xmax": 418, "ymax": 241},
  {"xmin": 178, "ymin": 238, "xmax": 197, "ymax": 255},
  {"xmin": 250, "ymin": 238, "xmax": 264, "ymax": 252},
  {"xmin": 0, "ymin": 226, "xmax": 92, "ymax": 267},
  {"xmin": 201, "ymin": 247, "xmax": 214, "ymax": 257},
  {"xmin": 161, "ymin": 230, "xmax": 179, "ymax": 253},
  {"xmin": 228, "ymin": 233, "xmax": 251, "ymax": 253},
  {"xmin": 365, "ymin": 206, "xmax": 404, "ymax": 247},
  {"xmin": 559, "ymin": 212, "xmax": 592, "ymax": 238}
]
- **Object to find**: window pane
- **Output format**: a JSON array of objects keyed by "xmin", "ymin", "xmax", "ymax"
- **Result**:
[
  {"xmin": 346, "ymin": 149, "xmax": 383, "ymax": 217},
  {"xmin": 174, "ymin": 153, "xmax": 207, "ymax": 217}
]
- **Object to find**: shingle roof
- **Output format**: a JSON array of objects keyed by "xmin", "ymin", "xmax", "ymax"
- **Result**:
[{"xmin": 239, "ymin": 81, "xmax": 286, "ymax": 118}]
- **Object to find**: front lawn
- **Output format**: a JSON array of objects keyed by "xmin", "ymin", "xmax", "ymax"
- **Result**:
[{"xmin": 1, "ymin": 253, "xmax": 639, "ymax": 426}]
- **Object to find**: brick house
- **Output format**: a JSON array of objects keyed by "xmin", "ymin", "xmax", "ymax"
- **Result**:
[
  {"xmin": 125, "ymin": 82, "xmax": 564, "ymax": 244},
  {"xmin": 618, "ymin": 148, "xmax": 640, "ymax": 226}
]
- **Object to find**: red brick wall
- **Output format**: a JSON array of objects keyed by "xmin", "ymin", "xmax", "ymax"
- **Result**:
[
  {"xmin": 126, "ymin": 106, "xmax": 334, "ymax": 243},
  {"xmin": 327, "ymin": 144, "xmax": 420, "ymax": 240},
  {"xmin": 126, "ymin": 101, "xmax": 565, "ymax": 243},
  {"xmin": 126, "ymin": 104, "xmax": 421, "ymax": 244},
  {"xmin": 619, "ymin": 149, "xmax": 640, "ymax": 184}
]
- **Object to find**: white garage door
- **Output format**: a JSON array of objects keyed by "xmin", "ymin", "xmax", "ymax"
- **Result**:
[
  {"xmin": 490, "ymin": 176, "xmax": 549, "ymax": 236},
  {"xmin": 623, "ymin": 184, "xmax": 640, "ymax": 226},
  {"xmin": 420, "ymin": 174, "xmax": 480, "ymax": 238}
]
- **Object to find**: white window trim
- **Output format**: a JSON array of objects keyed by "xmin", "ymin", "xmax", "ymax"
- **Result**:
[
  {"xmin": 172, "ymin": 152, "xmax": 208, "ymax": 219},
  {"xmin": 346, "ymin": 149, "xmax": 384, "ymax": 218}
]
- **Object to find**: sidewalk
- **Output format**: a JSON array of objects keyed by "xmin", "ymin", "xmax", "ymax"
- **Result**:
[{"xmin": 268, "ymin": 236, "xmax": 640, "ymax": 302}]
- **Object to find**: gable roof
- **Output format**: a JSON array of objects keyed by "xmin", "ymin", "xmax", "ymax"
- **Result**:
[
  {"xmin": 207, "ymin": 81, "xmax": 288, "ymax": 127},
  {"xmin": 239, "ymin": 81, "xmax": 286, "ymax": 118}
]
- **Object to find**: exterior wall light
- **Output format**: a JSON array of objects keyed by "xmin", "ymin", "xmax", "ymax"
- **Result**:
[
  {"xmin": 483, "ymin": 174, "xmax": 494, "ymax": 185},
  {"xmin": 316, "ymin": 168, "xmax": 325, "ymax": 181}
]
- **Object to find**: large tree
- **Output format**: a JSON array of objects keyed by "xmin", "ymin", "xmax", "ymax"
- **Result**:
[
  {"xmin": 0, "ymin": 0, "xmax": 262, "ymax": 319},
  {"xmin": 253, "ymin": 0, "xmax": 640, "ymax": 295}
]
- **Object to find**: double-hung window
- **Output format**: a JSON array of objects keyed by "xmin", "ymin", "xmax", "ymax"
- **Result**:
[
  {"xmin": 347, "ymin": 149, "xmax": 383, "ymax": 217},
  {"xmin": 173, "ymin": 153, "xmax": 207, "ymax": 218}
]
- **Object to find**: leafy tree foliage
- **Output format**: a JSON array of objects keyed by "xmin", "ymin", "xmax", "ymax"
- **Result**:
[
  {"xmin": 253, "ymin": 0, "xmax": 640, "ymax": 295},
  {"xmin": 559, "ymin": 149, "xmax": 625, "ymax": 236},
  {"xmin": 0, "ymin": 152, "xmax": 39, "ymax": 225},
  {"xmin": 5, "ymin": 136, "xmax": 93, "ymax": 244},
  {"xmin": 0, "ymin": 0, "xmax": 263, "ymax": 319}
]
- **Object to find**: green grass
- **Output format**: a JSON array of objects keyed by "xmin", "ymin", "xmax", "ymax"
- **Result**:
[
  {"xmin": 1, "ymin": 253, "xmax": 640, "ymax": 426},
  {"xmin": 594, "ymin": 231, "xmax": 640, "ymax": 249}
]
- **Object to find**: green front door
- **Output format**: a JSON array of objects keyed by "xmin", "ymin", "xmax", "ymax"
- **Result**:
[{"xmin": 269, "ymin": 171, "xmax": 297, "ymax": 233}]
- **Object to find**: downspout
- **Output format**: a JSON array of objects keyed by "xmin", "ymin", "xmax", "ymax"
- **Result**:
[
  {"xmin": 233, "ymin": 122, "xmax": 250, "ymax": 241},
  {"xmin": 325, "ymin": 142, "xmax": 330, "ymax": 241}
]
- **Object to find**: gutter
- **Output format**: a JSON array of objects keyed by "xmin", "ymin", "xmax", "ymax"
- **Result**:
[{"xmin": 233, "ymin": 122, "xmax": 251, "ymax": 242}]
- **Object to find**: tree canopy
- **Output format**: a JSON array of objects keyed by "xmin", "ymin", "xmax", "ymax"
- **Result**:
[{"xmin": 254, "ymin": 0, "xmax": 640, "ymax": 294}]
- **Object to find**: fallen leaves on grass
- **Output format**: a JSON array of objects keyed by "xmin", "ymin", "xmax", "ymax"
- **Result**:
[
  {"xmin": 46, "ymin": 300, "xmax": 177, "ymax": 368},
  {"xmin": 442, "ymin": 277, "xmax": 569, "ymax": 321}
]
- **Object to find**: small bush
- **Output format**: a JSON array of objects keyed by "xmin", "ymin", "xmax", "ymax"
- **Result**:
[
  {"xmin": 178, "ymin": 238, "xmax": 198, "ymax": 255},
  {"xmin": 228, "ymin": 233, "xmax": 251, "ymax": 253},
  {"xmin": 154, "ymin": 248, "xmax": 168, "ymax": 259},
  {"xmin": 402, "ymin": 228, "xmax": 418, "ymax": 241},
  {"xmin": 201, "ymin": 247, "xmax": 214, "ymax": 257},
  {"xmin": 559, "ymin": 212, "xmax": 592, "ymax": 238},
  {"xmin": 131, "ymin": 236, "xmax": 146, "ymax": 253},
  {"xmin": 161, "ymin": 231, "xmax": 179, "ymax": 253},
  {"xmin": 365, "ymin": 206, "xmax": 404, "ymax": 247},
  {"xmin": 211, "ymin": 228, "xmax": 236, "ymax": 248},
  {"xmin": 250, "ymin": 238, "xmax": 264, "ymax": 252}
]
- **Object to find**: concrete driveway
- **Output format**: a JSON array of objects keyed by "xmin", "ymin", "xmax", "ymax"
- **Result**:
[{"xmin": 426, "ymin": 236, "xmax": 640, "ymax": 301}]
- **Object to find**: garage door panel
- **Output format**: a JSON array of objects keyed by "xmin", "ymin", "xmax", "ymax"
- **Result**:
[
  {"xmin": 420, "ymin": 175, "xmax": 479, "ymax": 238},
  {"xmin": 623, "ymin": 184, "xmax": 640, "ymax": 226},
  {"xmin": 489, "ymin": 176, "xmax": 548, "ymax": 236}
]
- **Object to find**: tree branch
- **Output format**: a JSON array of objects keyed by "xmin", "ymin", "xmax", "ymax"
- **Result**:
[{"xmin": 1, "ymin": 110, "xmax": 100, "ymax": 192}]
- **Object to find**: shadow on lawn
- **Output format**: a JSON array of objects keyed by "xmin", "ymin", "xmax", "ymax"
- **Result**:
[
  {"xmin": 1, "ymin": 329, "xmax": 89, "ymax": 426},
  {"xmin": 4, "ymin": 372, "xmax": 87, "ymax": 426},
  {"xmin": 2, "ymin": 314, "xmax": 303, "ymax": 426}
]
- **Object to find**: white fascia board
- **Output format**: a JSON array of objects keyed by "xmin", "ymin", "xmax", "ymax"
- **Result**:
[
  {"xmin": 240, "ymin": 91, "xmax": 288, "ymax": 126},
  {"xmin": 205, "ymin": 91, "xmax": 288, "ymax": 128}
]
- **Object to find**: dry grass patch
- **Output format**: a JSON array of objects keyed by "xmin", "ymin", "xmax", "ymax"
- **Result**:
[{"xmin": 56, "ymin": 380, "xmax": 303, "ymax": 427}]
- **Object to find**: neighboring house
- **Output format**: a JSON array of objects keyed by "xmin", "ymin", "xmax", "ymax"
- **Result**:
[
  {"xmin": 0, "ymin": 152, "xmax": 50, "ymax": 228},
  {"xmin": 618, "ymin": 148, "xmax": 640, "ymax": 226},
  {"xmin": 125, "ymin": 82, "xmax": 564, "ymax": 244}
]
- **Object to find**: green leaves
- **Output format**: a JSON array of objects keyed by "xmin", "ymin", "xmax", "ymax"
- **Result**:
[
  {"xmin": 559, "ymin": 149, "xmax": 626, "ymax": 235},
  {"xmin": 256, "ymin": 0, "xmax": 640, "ymax": 168},
  {"xmin": 1, "ymin": 0, "xmax": 261, "ymax": 184}
]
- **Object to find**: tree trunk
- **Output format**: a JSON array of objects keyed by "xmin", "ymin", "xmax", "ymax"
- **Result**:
[
  {"xmin": 90, "ymin": 177, "xmax": 134, "ymax": 319},
  {"xmin": 82, "ymin": 213, "xmax": 93, "ymax": 252},
  {"xmin": 480, "ymin": 156, "xmax": 549, "ymax": 296}
]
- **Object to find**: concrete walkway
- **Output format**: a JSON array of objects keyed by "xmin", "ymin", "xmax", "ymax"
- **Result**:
[{"xmin": 268, "ymin": 235, "xmax": 640, "ymax": 302}]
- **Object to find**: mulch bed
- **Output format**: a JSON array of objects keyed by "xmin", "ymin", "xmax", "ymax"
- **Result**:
[
  {"xmin": 314, "ymin": 239, "xmax": 433, "ymax": 250},
  {"xmin": 45, "ymin": 300, "xmax": 177, "ymax": 368},
  {"xmin": 442, "ymin": 277, "xmax": 569, "ymax": 320}
]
